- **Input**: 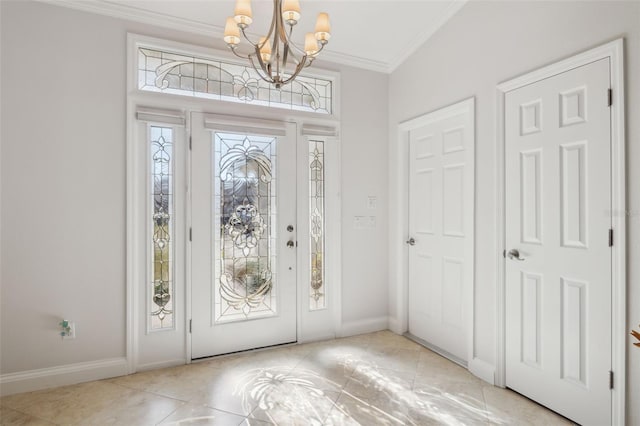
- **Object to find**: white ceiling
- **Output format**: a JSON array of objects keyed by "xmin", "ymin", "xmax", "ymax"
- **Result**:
[{"xmin": 43, "ymin": 0, "xmax": 467, "ymax": 73}]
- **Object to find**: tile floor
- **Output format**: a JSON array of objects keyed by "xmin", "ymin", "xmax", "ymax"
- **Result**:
[{"xmin": 0, "ymin": 331, "xmax": 573, "ymax": 425}]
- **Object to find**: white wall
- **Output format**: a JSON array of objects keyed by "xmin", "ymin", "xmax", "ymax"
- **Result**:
[
  {"xmin": 388, "ymin": 1, "xmax": 640, "ymax": 423},
  {"xmin": 0, "ymin": 0, "xmax": 389, "ymax": 379},
  {"xmin": 338, "ymin": 66, "xmax": 389, "ymax": 331}
]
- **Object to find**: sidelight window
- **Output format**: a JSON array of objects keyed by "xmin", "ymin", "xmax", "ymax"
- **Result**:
[{"xmin": 150, "ymin": 126, "xmax": 175, "ymax": 330}]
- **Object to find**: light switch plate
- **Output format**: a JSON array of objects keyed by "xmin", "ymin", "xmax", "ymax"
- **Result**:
[{"xmin": 367, "ymin": 196, "xmax": 377, "ymax": 210}]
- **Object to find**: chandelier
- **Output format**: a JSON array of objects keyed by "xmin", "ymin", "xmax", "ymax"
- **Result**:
[{"xmin": 223, "ymin": 0, "xmax": 331, "ymax": 89}]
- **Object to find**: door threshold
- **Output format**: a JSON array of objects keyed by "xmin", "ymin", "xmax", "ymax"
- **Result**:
[
  {"xmin": 191, "ymin": 340, "xmax": 298, "ymax": 362},
  {"xmin": 404, "ymin": 332, "xmax": 467, "ymax": 368}
]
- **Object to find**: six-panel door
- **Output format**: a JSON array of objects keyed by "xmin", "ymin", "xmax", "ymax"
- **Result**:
[{"xmin": 505, "ymin": 58, "xmax": 612, "ymax": 426}]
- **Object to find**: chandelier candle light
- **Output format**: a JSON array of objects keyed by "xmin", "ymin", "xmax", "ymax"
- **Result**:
[{"xmin": 223, "ymin": 0, "xmax": 331, "ymax": 88}]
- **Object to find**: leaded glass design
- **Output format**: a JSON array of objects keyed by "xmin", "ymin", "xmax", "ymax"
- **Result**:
[
  {"xmin": 214, "ymin": 133, "xmax": 277, "ymax": 323},
  {"xmin": 150, "ymin": 126, "xmax": 174, "ymax": 330},
  {"xmin": 138, "ymin": 47, "xmax": 332, "ymax": 114},
  {"xmin": 309, "ymin": 140, "xmax": 325, "ymax": 310}
]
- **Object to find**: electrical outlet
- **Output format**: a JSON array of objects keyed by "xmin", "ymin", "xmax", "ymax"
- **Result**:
[
  {"xmin": 64, "ymin": 322, "xmax": 76, "ymax": 340},
  {"xmin": 60, "ymin": 320, "xmax": 76, "ymax": 340}
]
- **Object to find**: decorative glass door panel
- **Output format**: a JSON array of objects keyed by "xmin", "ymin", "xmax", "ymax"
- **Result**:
[
  {"xmin": 191, "ymin": 113, "xmax": 297, "ymax": 358},
  {"xmin": 214, "ymin": 133, "xmax": 277, "ymax": 322}
]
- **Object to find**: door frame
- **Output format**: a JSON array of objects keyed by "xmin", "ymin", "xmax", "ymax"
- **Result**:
[
  {"xmin": 391, "ymin": 97, "xmax": 475, "ymax": 367},
  {"xmin": 126, "ymin": 34, "xmax": 342, "ymax": 372},
  {"xmin": 494, "ymin": 38, "xmax": 626, "ymax": 424}
]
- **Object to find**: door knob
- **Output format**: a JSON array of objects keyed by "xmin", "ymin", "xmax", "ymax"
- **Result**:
[
  {"xmin": 507, "ymin": 249, "xmax": 525, "ymax": 261},
  {"xmin": 287, "ymin": 240, "xmax": 295, "ymax": 248},
  {"xmin": 406, "ymin": 238, "xmax": 416, "ymax": 246}
]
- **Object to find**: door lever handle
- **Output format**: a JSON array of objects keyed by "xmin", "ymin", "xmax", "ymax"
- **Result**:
[{"xmin": 507, "ymin": 249, "xmax": 525, "ymax": 261}]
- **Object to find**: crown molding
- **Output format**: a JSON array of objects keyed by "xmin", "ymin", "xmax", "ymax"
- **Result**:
[
  {"xmin": 38, "ymin": 0, "xmax": 222, "ymax": 37},
  {"xmin": 37, "ymin": 0, "xmax": 463, "ymax": 75},
  {"xmin": 387, "ymin": 0, "xmax": 468, "ymax": 73},
  {"xmin": 319, "ymin": 50, "xmax": 391, "ymax": 74}
]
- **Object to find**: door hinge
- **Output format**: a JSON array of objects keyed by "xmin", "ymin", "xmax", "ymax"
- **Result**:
[
  {"xmin": 189, "ymin": 227, "xmax": 192, "ymax": 242},
  {"xmin": 609, "ymin": 370, "xmax": 614, "ymax": 389},
  {"xmin": 189, "ymin": 319, "xmax": 192, "ymax": 333},
  {"xmin": 189, "ymin": 135, "xmax": 192, "ymax": 150},
  {"xmin": 608, "ymin": 88, "xmax": 613, "ymax": 107},
  {"xmin": 609, "ymin": 228, "xmax": 613, "ymax": 247}
]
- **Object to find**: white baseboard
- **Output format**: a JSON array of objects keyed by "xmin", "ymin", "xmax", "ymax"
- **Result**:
[
  {"xmin": 387, "ymin": 316, "xmax": 405, "ymax": 335},
  {"xmin": 469, "ymin": 357, "xmax": 495, "ymax": 385},
  {"xmin": 338, "ymin": 316, "xmax": 389, "ymax": 337},
  {"xmin": 136, "ymin": 358, "xmax": 186, "ymax": 372},
  {"xmin": 0, "ymin": 357, "xmax": 128, "ymax": 396}
]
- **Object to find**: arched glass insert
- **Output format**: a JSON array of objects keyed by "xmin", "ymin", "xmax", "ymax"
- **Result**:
[{"xmin": 213, "ymin": 133, "xmax": 278, "ymax": 322}]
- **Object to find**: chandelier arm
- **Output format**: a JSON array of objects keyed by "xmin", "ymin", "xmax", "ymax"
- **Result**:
[
  {"xmin": 254, "ymin": 51, "xmax": 271, "ymax": 80},
  {"xmin": 274, "ymin": 0, "xmax": 287, "ymax": 81},
  {"xmin": 229, "ymin": 45, "xmax": 251, "ymax": 60},
  {"xmin": 260, "ymin": 0, "xmax": 278, "ymax": 50},
  {"xmin": 239, "ymin": 27, "xmax": 259, "ymax": 47},
  {"xmin": 281, "ymin": 56, "xmax": 309, "ymax": 85},
  {"xmin": 301, "ymin": 42, "xmax": 327, "ymax": 67},
  {"xmin": 249, "ymin": 54, "xmax": 276, "ymax": 85},
  {"xmin": 282, "ymin": 43, "xmax": 289, "ymax": 68},
  {"xmin": 306, "ymin": 41, "xmax": 327, "ymax": 61},
  {"xmin": 278, "ymin": 21, "xmax": 307, "ymax": 60}
]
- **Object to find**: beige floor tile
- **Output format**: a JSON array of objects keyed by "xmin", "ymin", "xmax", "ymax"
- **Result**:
[
  {"xmin": 157, "ymin": 402, "xmax": 246, "ymax": 425},
  {"xmin": 290, "ymin": 361, "xmax": 352, "ymax": 392},
  {"xmin": 0, "ymin": 406, "xmax": 55, "ymax": 426},
  {"xmin": 326, "ymin": 391, "xmax": 414, "ymax": 426},
  {"xmin": 203, "ymin": 365, "xmax": 339, "ymax": 423},
  {"xmin": 334, "ymin": 333, "xmax": 373, "ymax": 347},
  {"xmin": 238, "ymin": 418, "xmax": 274, "ymax": 426},
  {"xmin": 85, "ymin": 389, "xmax": 183, "ymax": 425},
  {"xmin": 483, "ymin": 386, "xmax": 575, "ymax": 425},
  {"xmin": 361, "ymin": 347, "xmax": 421, "ymax": 374},
  {"xmin": 367, "ymin": 331, "xmax": 423, "ymax": 352},
  {"xmin": 416, "ymin": 352, "xmax": 483, "ymax": 386},
  {"xmin": 248, "ymin": 387, "xmax": 337, "ymax": 425},
  {"xmin": 197, "ymin": 347, "xmax": 304, "ymax": 373},
  {"xmin": 16, "ymin": 381, "xmax": 132, "ymax": 425},
  {"xmin": 412, "ymin": 379, "xmax": 489, "ymax": 425},
  {"xmin": 143, "ymin": 365, "xmax": 222, "ymax": 402},
  {"xmin": 1, "ymin": 332, "xmax": 576, "ymax": 426},
  {"xmin": 0, "ymin": 382, "xmax": 80, "ymax": 411},
  {"xmin": 105, "ymin": 369, "xmax": 161, "ymax": 391},
  {"xmin": 299, "ymin": 342, "xmax": 370, "ymax": 376},
  {"xmin": 188, "ymin": 369, "xmax": 256, "ymax": 417},
  {"xmin": 344, "ymin": 367, "xmax": 414, "ymax": 400}
]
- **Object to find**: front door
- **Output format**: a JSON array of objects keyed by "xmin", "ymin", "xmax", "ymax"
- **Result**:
[
  {"xmin": 504, "ymin": 58, "xmax": 611, "ymax": 425},
  {"xmin": 191, "ymin": 113, "xmax": 297, "ymax": 358}
]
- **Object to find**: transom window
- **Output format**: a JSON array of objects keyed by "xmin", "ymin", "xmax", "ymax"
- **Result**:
[{"xmin": 137, "ymin": 47, "xmax": 333, "ymax": 114}]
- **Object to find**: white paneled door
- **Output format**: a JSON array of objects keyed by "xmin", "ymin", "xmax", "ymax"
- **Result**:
[
  {"xmin": 505, "ymin": 59, "xmax": 611, "ymax": 425},
  {"xmin": 407, "ymin": 99, "xmax": 474, "ymax": 363},
  {"xmin": 191, "ymin": 114, "xmax": 297, "ymax": 358}
]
